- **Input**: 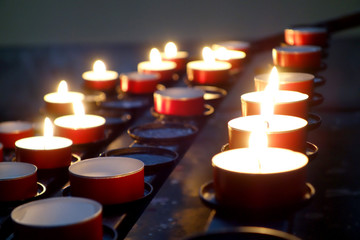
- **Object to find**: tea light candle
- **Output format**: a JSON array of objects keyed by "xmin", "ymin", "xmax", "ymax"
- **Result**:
[
  {"xmin": 213, "ymin": 47, "xmax": 246, "ymax": 74},
  {"xmin": 82, "ymin": 60, "xmax": 119, "ymax": 91},
  {"xmin": 273, "ymin": 45, "xmax": 322, "ymax": 69},
  {"xmin": 187, "ymin": 47, "xmax": 231, "ymax": 85},
  {"xmin": 44, "ymin": 80, "xmax": 85, "ymax": 116},
  {"xmin": 213, "ymin": 147, "xmax": 308, "ymax": 210},
  {"xmin": 0, "ymin": 121, "xmax": 34, "ymax": 149},
  {"xmin": 120, "ymin": 72, "xmax": 160, "ymax": 94},
  {"xmin": 212, "ymin": 41, "xmax": 251, "ymax": 55},
  {"xmin": 54, "ymin": 101, "xmax": 106, "ymax": 144},
  {"xmin": 255, "ymin": 72, "xmax": 315, "ymax": 98},
  {"xmin": 153, "ymin": 87, "xmax": 205, "ymax": 116},
  {"xmin": 15, "ymin": 118, "xmax": 73, "ymax": 169},
  {"xmin": 285, "ymin": 27, "xmax": 327, "ymax": 46},
  {"xmin": 161, "ymin": 42, "xmax": 189, "ymax": 73},
  {"xmin": 138, "ymin": 48, "xmax": 177, "ymax": 82}
]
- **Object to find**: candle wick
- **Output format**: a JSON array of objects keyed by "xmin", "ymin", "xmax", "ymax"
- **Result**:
[
  {"xmin": 265, "ymin": 120, "xmax": 270, "ymax": 129},
  {"xmin": 258, "ymin": 159, "xmax": 262, "ymax": 173}
]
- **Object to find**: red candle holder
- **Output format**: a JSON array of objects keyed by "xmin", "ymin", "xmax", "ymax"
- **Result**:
[
  {"xmin": 0, "ymin": 121, "xmax": 34, "ymax": 149},
  {"xmin": 120, "ymin": 72, "xmax": 160, "ymax": 94},
  {"xmin": 228, "ymin": 115, "xmax": 308, "ymax": 153},
  {"xmin": 273, "ymin": 45, "xmax": 322, "ymax": 70},
  {"xmin": 69, "ymin": 157, "xmax": 144, "ymax": 205},
  {"xmin": 285, "ymin": 27, "xmax": 328, "ymax": 46},
  {"xmin": 255, "ymin": 72, "xmax": 315, "ymax": 98},
  {"xmin": 212, "ymin": 41, "xmax": 251, "ymax": 55},
  {"xmin": 0, "ymin": 162, "xmax": 38, "ymax": 201},
  {"xmin": 161, "ymin": 51, "xmax": 189, "ymax": 73},
  {"xmin": 186, "ymin": 61, "xmax": 231, "ymax": 85},
  {"xmin": 82, "ymin": 61, "xmax": 119, "ymax": 91},
  {"xmin": 214, "ymin": 49, "xmax": 246, "ymax": 74},
  {"xmin": 241, "ymin": 91, "xmax": 309, "ymax": 119},
  {"xmin": 154, "ymin": 87, "xmax": 205, "ymax": 116},
  {"xmin": 11, "ymin": 197, "xmax": 103, "ymax": 240},
  {"xmin": 15, "ymin": 136, "xmax": 73, "ymax": 169},
  {"xmin": 54, "ymin": 115, "xmax": 106, "ymax": 145},
  {"xmin": 138, "ymin": 61, "xmax": 176, "ymax": 82},
  {"xmin": 44, "ymin": 92, "xmax": 85, "ymax": 116},
  {"xmin": 212, "ymin": 148, "xmax": 308, "ymax": 210}
]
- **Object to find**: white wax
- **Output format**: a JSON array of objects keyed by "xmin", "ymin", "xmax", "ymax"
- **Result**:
[
  {"xmin": 121, "ymin": 72, "xmax": 160, "ymax": 82},
  {"xmin": 138, "ymin": 61, "xmax": 176, "ymax": 71},
  {"xmin": 11, "ymin": 197, "xmax": 102, "ymax": 226},
  {"xmin": 15, "ymin": 136, "xmax": 72, "ymax": 150},
  {"xmin": 255, "ymin": 72, "xmax": 314, "ymax": 83},
  {"xmin": 44, "ymin": 92, "xmax": 85, "ymax": 104},
  {"xmin": 228, "ymin": 115, "xmax": 307, "ymax": 133},
  {"xmin": 155, "ymin": 87, "xmax": 204, "ymax": 100},
  {"xmin": 54, "ymin": 115, "xmax": 105, "ymax": 129},
  {"xmin": 82, "ymin": 70, "xmax": 118, "ymax": 81},
  {"xmin": 214, "ymin": 49, "xmax": 246, "ymax": 60},
  {"xmin": 213, "ymin": 148, "xmax": 308, "ymax": 174},
  {"xmin": 161, "ymin": 51, "xmax": 189, "ymax": 59},
  {"xmin": 241, "ymin": 91, "xmax": 308, "ymax": 104},
  {"xmin": 187, "ymin": 60, "xmax": 231, "ymax": 71}
]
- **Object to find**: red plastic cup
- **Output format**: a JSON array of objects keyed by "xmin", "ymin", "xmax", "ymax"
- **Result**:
[
  {"xmin": 285, "ymin": 27, "xmax": 327, "ymax": 46},
  {"xmin": 187, "ymin": 61, "xmax": 231, "ymax": 85},
  {"xmin": 212, "ymin": 41, "xmax": 251, "ymax": 55},
  {"xmin": 82, "ymin": 70, "xmax": 119, "ymax": 91},
  {"xmin": 0, "ymin": 121, "xmax": 34, "ymax": 149},
  {"xmin": 273, "ymin": 45, "xmax": 322, "ymax": 69},
  {"xmin": 161, "ymin": 51, "xmax": 189, "ymax": 73},
  {"xmin": 138, "ymin": 61, "xmax": 176, "ymax": 82},
  {"xmin": 120, "ymin": 72, "xmax": 160, "ymax": 94}
]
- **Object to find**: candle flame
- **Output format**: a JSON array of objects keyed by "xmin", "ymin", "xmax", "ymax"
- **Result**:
[
  {"xmin": 214, "ymin": 47, "xmax": 231, "ymax": 61},
  {"xmin": 43, "ymin": 117, "xmax": 53, "ymax": 138},
  {"xmin": 248, "ymin": 125, "xmax": 268, "ymax": 173},
  {"xmin": 150, "ymin": 48, "xmax": 162, "ymax": 65},
  {"xmin": 260, "ymin": 67, "xmax": 279, "ymax": 121},
  {"xmin": 164, "ymin": 42, "xmax": 177, "ymax": 58},
  {"xmin": 57, "ymin": 80, "xmax": 68, "ymax": 94},
  {"xmin": 93, "ymin": 60, "xmax": 106, "ymax": 73},
  {"xmin": 73, "ymin": 100, "xmax": 85, "ymax": 117},
  {"xmin": 202, "ymin": 47, "xmax": 216, "ymax": 65}
]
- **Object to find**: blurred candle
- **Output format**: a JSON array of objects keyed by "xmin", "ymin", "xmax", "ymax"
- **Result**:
[
  {"xmin": 161, "ymin": 42, "xmax": 189, "ymax": 73},
  {"xmin": 82, "ymin": 60, "xmax": 118, "ymax": 91},
  {"xmin": 213, "ymin": 47, "xmax": 246, "ymax": 74}
]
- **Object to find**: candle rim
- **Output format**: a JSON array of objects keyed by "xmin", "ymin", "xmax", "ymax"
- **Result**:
[
  {"xmin": 0, "ymin": 162, "xmax": 37, "ymax": 180},
  {"xmin": 69, "ymin": 156, "xmax": 144, "ymax": 179},
  {"xmin": 54, "ymin": 114, "xmax": 106, "ymax": 129},
  {"xmin": 241, "ymin": 90, "xmax": 309, "ymax": 103},
  {"xmin": 212, "ymin": 147, "xmax": 308, "ymax": 174},
  {"xmin": 154, "ymin": 87, "xmax": 204, "ymax": 100},
  {"xmin": 138, "ymin": 60, "xmax": 176, "ymax": 71},
  {"xmin": 187, "ymin": 60, "xmax": 232, "ymax": 71},
  {"xmin": 43, "ymin": 91, "xmax": 85, "ymax": 103},
  {"xmin": 0, "ymin": 121, "xmax": 33, "ymax": 134},
  {"xmin": 161, "ymin": 51, "xmax": 189, "ymax": 59},
  {"xmin": 120, "ymin": 72, "xmax": 160, "ymax": 82},
  {"xmin": 255, "ymin": 72, "xmax": 314, "ymax": 83},
  {"xmin": 15, "ymin": 136, "xmax": 73, "ymax": 150},
  {"xmin": 285, "ymin": 27, "xmax": 327, "ymax": 33},
  {"xmin": 82, "ymin": 70, "xmax": 119, "ymax": 81},
  {"xmin": 274, "ymin": 45, "xmax": 322, "ymax": 53}
]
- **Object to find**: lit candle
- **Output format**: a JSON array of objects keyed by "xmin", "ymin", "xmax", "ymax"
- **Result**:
[
  {"xmin": 54, "ymin": 101, "xmax": 106, "ymax": 144},
  {"xmin": 212, "ymin": 40, "xmax": 251, "ymax": 55},
  {"xmin": 187, "ymin": 47, "xmax": 231, "ymax": 85},
  {"xmin": 120, "ymin": 72, "xmax": 160, "ymax": 94},
  {"xmin": 153, "ymin": 87, "xmax": 205, "ymax": 116},
  {"xmin": 213, "ymin": 129, "xmax": 309, "ymax": 210},
  {"xmin": 161, "ymin": 42, "xmax": 189, "ymax": 73},
  {"xmin": 15, "ymin": 118, "xmax": 73, "ymax": 169},
  {"xmin": 213, "ymin": 47, "xmax": 246, "ymax": 74},
  {"xmin": 0, "ymin": 121, "xmax": 34, "ymax": 149},
  {"xmin": 285, "ymin": 27, "xmax": 328, "ymax": 46},
  {"xmin": 44, "ymin": 80, "xmax": 85, "ymax": 116},
  {"xmin": 138, "ymin": 48, "xmax": 177, "ymax": 82},
  {"xmin": 242, "ymin": 67, "xmax": 309, "ymax": 119},
  {"xmin": 82, "ymin": 60, "xmax": 119, "ymax": 91},
  {"xmin": 254, "ymin": 72, "xmax": 315, "ymax": 98},
  {"xmin": 273, "ymin": 45, "xmax": 322, "ymax": 70}
]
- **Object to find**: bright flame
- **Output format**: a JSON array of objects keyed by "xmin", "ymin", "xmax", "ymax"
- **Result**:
[
  {"xmin": 93, "ymin": 60, "xmax": 106, "ymax": 73},
  {"xmin": 57, "ymin": 80, "xmax": 68, "ymax": 94},
  {"xmin": 73, "ymin": 100, "xmax": 85, "ymax": 117},
  {"xmin": 248, "ymin": 125, "xmax": 268, "ymax": 172},
  {"xmin": 261, "ymin": 67, "xmax": 279, "ymax": 120},
  {"xmin": 164, "ymin": 42, "xmax": 177, "ymax": 58},
  {"xmin": 149, "ymin": 48, "xmax": 162, "ymax": 65},
  {"xmin": 43, "ymin": 117, "xmax": 54, "ymax": 138},
  {"xmin": 202, "ymin": 47, "xmax": 216, "ymax": 65},
  {"xmin": 214, "ymin": 47, "xmax": 231, "ymax": 61}
]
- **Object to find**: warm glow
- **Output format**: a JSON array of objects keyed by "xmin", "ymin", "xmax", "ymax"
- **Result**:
[
  {"xmin": 202, "ymin": 47, "xmax": 216, "ymax": 65},
  {"xmin": 149, "ymin": 48, "xmax": 162, "ymax": 65},
  {"xmin": 214, "ymin": 47, "xmax": 231, "ymax": 61},
  {"xmin": 57, "ymin": 80, "xmax": 68, "ymax": 94},
  {"xmin": 261, "ymin": 67, "xmax": 279, "ymax": 120},
  {"xmin": 164, "ymin": 42, "xmax": 177, "ymax": 58},
  {"xmin": 248, "ymin": 122, "xmax": 268, "ymax": 172},
  {"xmin": 73, "ymin": 101, "xmax": 85, "ymax": 117},
  {"xmin": 93, "ymin": 60, "xmax": 106, "ymax": 73},
  {"xmin": 43, "ymin": 117, "xmax": 53, "ymax": 138}
]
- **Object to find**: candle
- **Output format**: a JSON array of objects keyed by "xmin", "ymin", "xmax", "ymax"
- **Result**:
[
  {"xmin": 138, "ymin": 48, "xmax": 177, "ymax": 82},
  {"xmin": 273, "ymin": 45, "xmax": 322, "ymax": 70},
  {"xmin": 15, "ymin": 118, "xmax": 73, "ymax": 169},
  {"xmin": 120, "ymin": 72, "xmax": 160, "ymax": 94},
  {"xmin": 212, "ymin": 40, "xmax": 251, "ymax": 55},
  {"xmin": 242, "ymin": 67, "xmax": 309, "ymax": 119},
  {"xmin": 254, "ymin": 72, "xmax": 315, "ymax": 98},
  {"xmin": 213, "ymin": 129, "xmax": 308, "ymax": 209},
  {"xmin": 187, "ymin": 47, "xmax": 231, "ymax": 85},
  {"xmin": 213, "ymin": 47, "xmax": 246, "ymax": 74},
  {"xmin": 161, "ymin": 42, "xmax": 189, "ymax": 73},
  {"xmin": 0, "ymin": 121, "xmax": 34, "ymax": 149},
  {"xmin": 82, "ymin": 60, "xmax": 119, "ymax": 91},
  {"xmin": 54, "ymin": 101, "xmax": 106, "ymax": 144},
  {"xmin": 44, "ymin": 80, "xmax": 85, "ymax": 116},
  {"xmin": 153, "ymin": 87, "xmax": 205, "ymax": 116},
  {"xmin": 285, "ymin": 27, "xmax": 328, "ymax": 46}
]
